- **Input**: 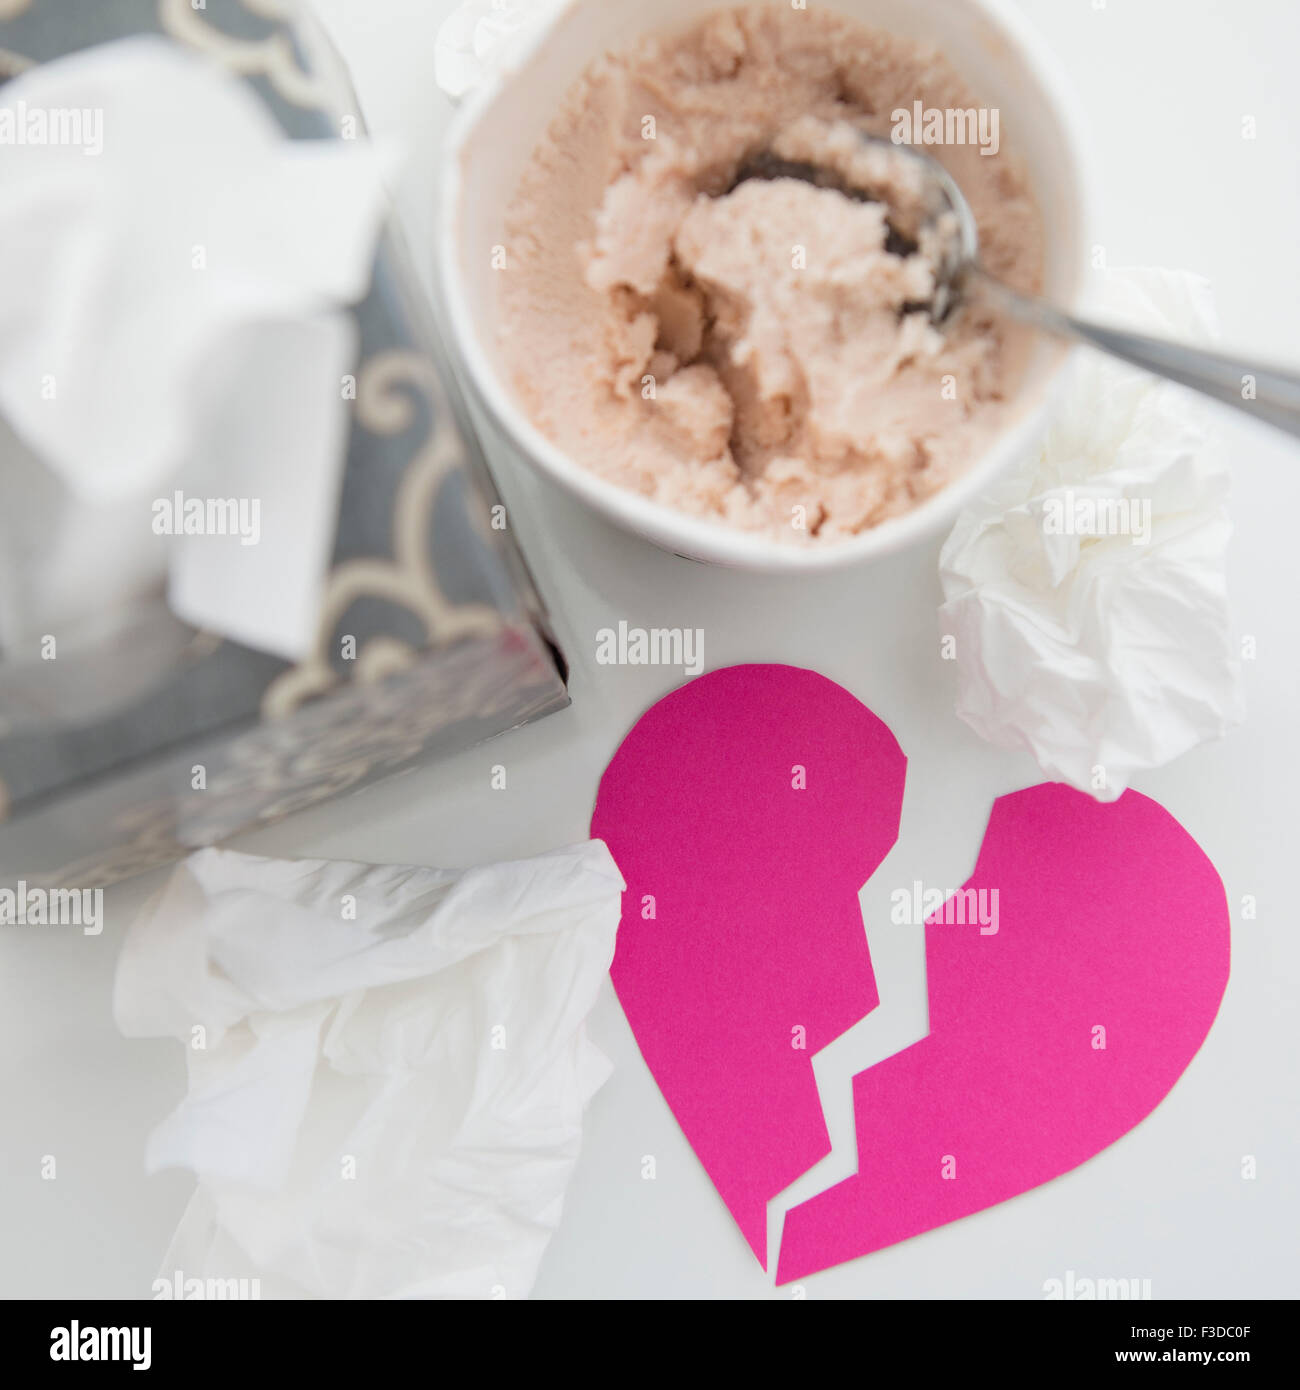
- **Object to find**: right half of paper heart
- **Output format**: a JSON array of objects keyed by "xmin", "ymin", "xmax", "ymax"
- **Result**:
[{"xmin": 777, "ymin": 782, "xmax": 1231, "ymax": 1284}]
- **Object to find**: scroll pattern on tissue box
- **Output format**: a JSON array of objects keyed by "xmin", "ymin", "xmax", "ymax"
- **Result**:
[{"xmin": 0, "ymin": 0, "xmax": 568, "ymax": 888}]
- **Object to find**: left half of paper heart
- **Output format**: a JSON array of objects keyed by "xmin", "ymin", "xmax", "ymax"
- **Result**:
[{"xmin": 591, "ymin": 664, "xmax": 906, "ymax": 1269}]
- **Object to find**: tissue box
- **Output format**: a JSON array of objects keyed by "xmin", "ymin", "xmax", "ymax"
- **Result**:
[{"xmin": 0, "ymin": 0, "xmax": 568, "ymax": 888}]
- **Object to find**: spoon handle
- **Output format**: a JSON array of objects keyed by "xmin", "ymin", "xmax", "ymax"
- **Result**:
[{"xmin": 980, "ymin": 276, "xmax": 1300, "ymax": 440}]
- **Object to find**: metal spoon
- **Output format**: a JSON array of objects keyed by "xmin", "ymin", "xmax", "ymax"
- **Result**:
[{"xmin": 734, "ymin": 139, "xmax": 1300, "ymax": 439}]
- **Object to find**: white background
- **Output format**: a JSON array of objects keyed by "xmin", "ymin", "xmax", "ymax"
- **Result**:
[{"xmin": 0, "ymin": 0, "xmax": 1296, "ymax": 1299}]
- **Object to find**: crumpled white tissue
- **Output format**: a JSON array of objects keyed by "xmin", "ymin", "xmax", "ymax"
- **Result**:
[
  {"xmin": 0, "ymin": 38, "xmax": 397, "ymax": 660},
  {"xmin": 434, "ymin": 0, "xmax": 561, "ymax": 100},
  {"xmin": 938, "ymin": 268, "xmax": 1244, "ymax": 800},
  {"xmin": 114, "ymin": 841, "xmax": 623, "ymax": 1300}
]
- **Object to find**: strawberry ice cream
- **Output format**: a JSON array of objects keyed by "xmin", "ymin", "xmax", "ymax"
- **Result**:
[{"xmin": 499, "ymin": 5, "xmax": 1044, "ymax": 541}]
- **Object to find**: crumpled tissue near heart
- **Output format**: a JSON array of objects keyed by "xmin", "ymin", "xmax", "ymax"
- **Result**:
[
  {"xmin": 0, "ymin": 37, "xmax": 398, "ymax": 661},
  {"xmin": 113, "ymin": 841, "xmax": 623, "ymax": 1299},
  {"xmin": 938, "ymin": 267, "xmax": 1245, "ymax": 800}
]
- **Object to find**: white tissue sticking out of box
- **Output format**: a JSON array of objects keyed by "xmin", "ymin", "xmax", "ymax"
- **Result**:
[
  {"xmin": 0, "ymin": 38, "xmax": 398, "ymax": 661},
  {"xmin": 938, "ymin": 268, "xmax": 1244, "ymax": 801},
  {"xmin": 114, "ymin": 841, "xmax": 624, "ymax": 1299}
]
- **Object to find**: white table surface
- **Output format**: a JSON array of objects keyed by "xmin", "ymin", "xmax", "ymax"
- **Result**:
[{"xmin": 1, "ymin": 0, "xmax": 1296, "ymax": 1300}]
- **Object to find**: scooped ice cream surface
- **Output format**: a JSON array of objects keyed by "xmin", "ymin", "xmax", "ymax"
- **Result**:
[{"xmin": 499, "ymin": 5, "xmax": 1044, "ymax": 541}]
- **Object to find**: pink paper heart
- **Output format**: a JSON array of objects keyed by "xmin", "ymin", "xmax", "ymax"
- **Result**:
[
  {"xmin": 777, "ymin": 781, "xmax": 1231, "ymax": 1282},
  {"xmin": 591, "ymin": 665, "xmax": 906, "ymax": 1268}
]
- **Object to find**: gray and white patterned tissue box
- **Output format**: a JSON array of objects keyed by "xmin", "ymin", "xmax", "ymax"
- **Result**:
[{"xmin": 0, "ymin": 0, "xmax": 569, "ymax": 888}]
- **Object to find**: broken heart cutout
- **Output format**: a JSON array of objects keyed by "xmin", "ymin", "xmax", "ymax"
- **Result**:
[{"xmin": 592, "ymin": 666, "xmax": 1230, "ymax": 1281}]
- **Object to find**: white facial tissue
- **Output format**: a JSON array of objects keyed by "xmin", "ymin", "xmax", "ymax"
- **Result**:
[
  {"xmin": 938, "ymin": 267, "xmax": 1245, "ymax": 800},
  {"xmin": 114, "ymin": 842, "xmax": 624, "ymax": 1300},
  {"xmin": 0, "ymin": 38, "xmax": 397, "ymax": 661},
  {"xmin": 434, "ymin": 0, "xmax": 561, "ymax": 100}
]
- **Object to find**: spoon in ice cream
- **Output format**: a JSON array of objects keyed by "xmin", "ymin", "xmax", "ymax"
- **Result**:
[{"xmin": 733, "ymin": 134, "xmax": 1300, "ymax": 439}]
